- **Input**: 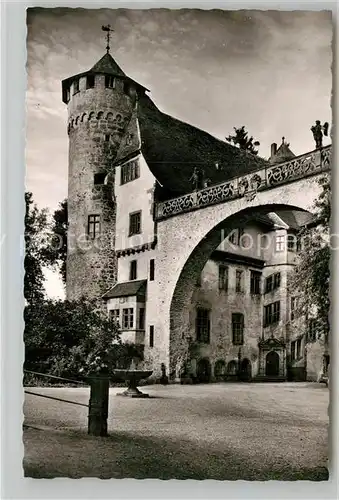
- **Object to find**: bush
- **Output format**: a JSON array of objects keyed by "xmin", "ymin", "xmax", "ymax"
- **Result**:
[{"xmin": 24, "ymin": 298, "xmax": 143, "ymax": 381}]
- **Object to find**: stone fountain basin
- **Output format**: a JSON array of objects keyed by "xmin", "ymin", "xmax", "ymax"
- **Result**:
[
  {"xmin": 113, "ymin": 369, "xmax": 153, "ymax": 381},
  {"xmin": 113, "ymin": 369, "xmax": 153, "ymax": 398}
]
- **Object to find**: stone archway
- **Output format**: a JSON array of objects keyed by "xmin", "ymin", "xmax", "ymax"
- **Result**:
[
  {"xmin": 239, "ymin": 358, "xmax": 252, "ymax": 381},
  {"xmin": 151, "ymin": 190, "xmax": 319, "ymax": 379},
  {"xmin": 214, "ymin": 360, "xmax": 226, "ymax": 381},
  {"xmin": 196, "ymin": 358, "xmax": 211, "ymax": 383},
  {"xmin": 266, "ymin": 351, "xmax": 280, "ymax": 377}
]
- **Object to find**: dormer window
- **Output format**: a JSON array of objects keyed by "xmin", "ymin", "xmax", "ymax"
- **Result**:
[
  {"xmin": 73, "ymin": 79, "xmax": 79, "ymax": 95},
  {"xmin": 105, "ymin": 76, "xmax": 115, "ymax": 88},
  {"xmin": 63, "ymin": 87, "xmax": 70, "ymax": 103}
]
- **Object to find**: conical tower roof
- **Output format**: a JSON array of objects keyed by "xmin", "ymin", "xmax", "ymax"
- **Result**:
[{"xmin": 90, "ymin": 52, "xmax": 126, "ymax": 77}]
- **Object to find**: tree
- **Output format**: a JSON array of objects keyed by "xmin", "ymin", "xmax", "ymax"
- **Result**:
[
  {"xmin": 44, "ymin": 199, "xmax": 68, "ymax": 285},
  {"xmin": 290, "ymin": 174, "xmax": 330, "ymax": 338},
  {"xmin": 225, "ymin": 126, "xmax": 260, "ymax": 155},
  {"xmin": 24, "ymin": 298, "xmax": 143, "ymax": 380},
  {"xmin": 24, "ymin": 192, "xmax": 50, "ymax": 304}
]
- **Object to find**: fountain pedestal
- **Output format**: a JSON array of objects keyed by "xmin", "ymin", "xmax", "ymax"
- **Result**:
[{"xmin": 113, "ymin": 369, "xmax": 153, "ymax": 398}]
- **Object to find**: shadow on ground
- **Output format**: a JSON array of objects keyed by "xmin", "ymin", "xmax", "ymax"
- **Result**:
[{"xmin": 23, "ymin": 426, "xmax": 329, "ymax": 481}]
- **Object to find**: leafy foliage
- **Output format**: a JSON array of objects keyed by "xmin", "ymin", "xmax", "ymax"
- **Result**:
[
  {"xmin": 43, "ymin": 199, "xmax": 68, "ymax": 285},
  {"xmin": 24, "ymin": 192, "xmax": 50, "ymax": 304},
  {"xmin": 225, "ymin": 126, "xmax": 260, "ymax": 155},
  {"xmin": 290, "ymin": 174, "xmax": 330, "ymax": 338},
  {"xmin": 24, "ymin": 298, "xmax": 143, "ymax": 380}
]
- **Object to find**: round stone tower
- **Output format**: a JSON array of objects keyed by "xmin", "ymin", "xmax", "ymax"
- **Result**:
[{"xmin": 62, "ymin": 52, "xmax": 145, "ymax": 301}]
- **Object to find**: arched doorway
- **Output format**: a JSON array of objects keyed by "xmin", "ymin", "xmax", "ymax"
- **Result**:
[
  {"xmin": 239, "ymin": 358, "xmax": 252, "ymax": 381},
  {"xmin": 197, "ymin": 358, "xmax": 211, "ymax": 383},
  {"xmin": 214, "ymin": 360, "xmax": 226, "ymax": 381},
  {"xmin": 266, "ymin": 351, "xmax": 280, "ymax": 377}
]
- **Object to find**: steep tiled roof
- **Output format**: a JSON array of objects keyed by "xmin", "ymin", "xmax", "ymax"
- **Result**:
[
  {"xmin": 90, "ymin": 53, "xmax": 126, "ymax": 77},
  {"xmin": 276, "ymin": 210, "xmax": 315, "ymax": 229},
  {"xmin": 102, "ymin": 280, "xmax": 147, "ymax": 300},
  {"xmin": 136, "ymin": 95, "xmax": 269, "ymax": 201}
]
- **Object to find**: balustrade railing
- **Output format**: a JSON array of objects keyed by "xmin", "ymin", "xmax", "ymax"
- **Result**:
[{"xmin": 155, "ymin": 145, "xmax": 331, "ymax": 220}]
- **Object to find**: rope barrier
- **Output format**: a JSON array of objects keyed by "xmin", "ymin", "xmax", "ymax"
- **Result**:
[
  {"xmin": 24, "ymin": 390, "xmax": 89, "ymax": 408},
  {"xmin": 24, "ymin": 369, "xmax": 88, "ymax": 386}
]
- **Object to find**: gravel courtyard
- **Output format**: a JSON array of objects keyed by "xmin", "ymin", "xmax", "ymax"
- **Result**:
[{"xmin": 23, "ymin": 382, "xmax": 329, "ymax": 480}]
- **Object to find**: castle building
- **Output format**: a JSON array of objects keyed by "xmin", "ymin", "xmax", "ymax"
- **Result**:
[{"xmin": 62, "ymin": 48, "xmax": 328, "ymax": 383}]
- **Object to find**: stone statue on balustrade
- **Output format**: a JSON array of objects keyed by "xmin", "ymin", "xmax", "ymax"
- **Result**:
[
  {"xmin": 311, "ymin": 120, "xmax": 329, "ymax": 149},
  {"xmin": 189, "ymin": 167, "xmax": 204, "ymax": 190}
]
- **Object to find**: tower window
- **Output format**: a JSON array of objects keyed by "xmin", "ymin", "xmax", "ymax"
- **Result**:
[
  {"xmin": 218, "ymin": 265, "xmax": 228, "ymax": 291},
  {"xmin": 121, "ymin": 161, "xmax": 140, "ymax": 184},
  {"xmin": 123, "ymin": 81, "xmax": 130, "ymax": 95},
  {"xmin": 86, "ymin": 75, "xmax": 95, "ymax": 89},
  {"xmin": 149, "ymin": 325, "xmax": 154, "ymax": 347},
  {"xmin": 232, "ymin": 313, "xmax": 244, "ymax": 345},
  {"xmin": 196, "ymin": 308, "xmax": 210, "ymax": 344},
  {"xmin": 105, "ymin": 76, "xmax": 115, "ymax": 88},
  {"xmin": 129, "ymin": 260, "xmax": 137, "ymax": 280},
  {"xmin": 264, "ymin": 301, "xmax": 280, "ymax": 327},
  {"xmin": 235, "ymin": 270, "xmax": 244, "ymax": 293},
  {"xmin": 104, "ymin": 134, "xmax": 110, "ymax": 142},
  {"xmin": 122, "ymin": 308, "xmax": 134, "ymax": 329},
  {"xmin": 94, "ymin": 173, "xmax": 106, "ymax": 185},
  {"xmin": 129, "ymin": 211, "xmax": 141, "ymax": 236},
  {"xmin": 73, "ymin": 79, "xmax": 80, "ymax": 94},
  {"xmin": 149, "ymin": 259, "xmax": 155, "ymax": 281},
  {"xmin": 87, "ymin": 214, "xmax": 101, "ymax": 238}
]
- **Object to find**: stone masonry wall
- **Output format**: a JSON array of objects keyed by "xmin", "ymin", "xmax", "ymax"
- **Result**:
[{"xmin": 66, "ymin": 73, "xmax": 137, "ymax": 301}]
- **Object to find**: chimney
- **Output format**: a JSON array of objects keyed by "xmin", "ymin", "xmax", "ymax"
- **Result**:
[{"xmin": 270, "ymin": 143, "xmax": 277, "ymax": 157}]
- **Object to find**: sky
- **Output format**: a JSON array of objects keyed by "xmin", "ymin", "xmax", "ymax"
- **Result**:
[{"xmin": 26, "ymin": 8, "xmax": 332, "ymax": 298}]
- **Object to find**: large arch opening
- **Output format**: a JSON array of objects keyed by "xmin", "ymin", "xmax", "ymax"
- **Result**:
[{"xmin": 168, "ymin": 203, "xmax": 314, "ymax": 381}]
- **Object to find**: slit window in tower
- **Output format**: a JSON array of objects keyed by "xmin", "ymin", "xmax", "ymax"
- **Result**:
[
  {"xmin": 87, "ymin": 214, "xmax": 101, "ymax": 239},
  {"xmin": 86, "ymin": 75, "xmax": 95, "ymax": 89},
  {"xmin": 129, "ymin": 211, "xmax": 141, "ymax": 236},
  {"xmin": 94, "ymin": 173, "xmax": 106, "ymax": 185},
  {"xmin": 129, "ymin": 260, "xmax": 137, "ymax": 280},
  {"xmin": 73, "ymin": 79, "xmax": 80, "ymax": 94},
  {"xmin": 104, "ymin": 134, "xmax": 110, "ymax": 142},
  {"xmin": 105, "ymin": 75, "xmax": 115, "ymax": 88}
]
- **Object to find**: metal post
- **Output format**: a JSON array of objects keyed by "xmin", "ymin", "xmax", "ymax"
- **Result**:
[{"xmin": 88, "ymin": 375, "xmax": 109, "ymax": 437}]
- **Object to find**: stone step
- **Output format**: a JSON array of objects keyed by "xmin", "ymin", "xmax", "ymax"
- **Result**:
[{"xmin": 252, "ymin": 376, "xmax": 287, "ymax": 383}]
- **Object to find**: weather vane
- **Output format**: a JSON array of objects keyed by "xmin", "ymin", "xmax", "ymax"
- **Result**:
[{"xmin": 102, "ymin": 25, "xmax": 114, "ymax": 54}]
